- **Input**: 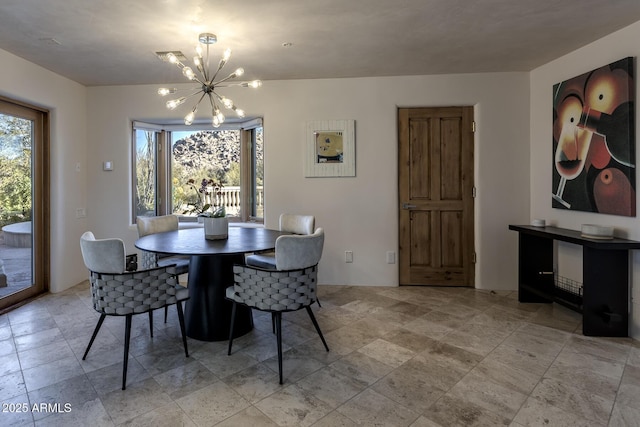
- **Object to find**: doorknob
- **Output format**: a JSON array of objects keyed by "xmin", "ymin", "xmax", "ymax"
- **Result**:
[{"xmin": 402, "ymin": 203, "xmax": 417, "ymax": 209}]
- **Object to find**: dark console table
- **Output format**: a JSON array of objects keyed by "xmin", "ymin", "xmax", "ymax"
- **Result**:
[{"xmin": 509, "ymin": 225, "xmax": 640, "ymax": 337}]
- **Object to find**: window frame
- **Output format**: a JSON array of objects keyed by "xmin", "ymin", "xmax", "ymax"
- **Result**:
[
  {"xmin": 0, "ymin": 96, "xmax": 50, "ymax": 310},
  {"xmin": 132, "ymin": 119, "xmax": 263, "ymax": 224}
]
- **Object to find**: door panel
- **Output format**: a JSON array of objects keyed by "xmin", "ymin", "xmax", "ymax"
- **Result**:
[
  {"xmin": 441, "ymin": 210, "xmax": 463, "ymax": 267},
  {"xmin": 399, "ymin": 107, "xmax": 474, "ymax": 286},
  {"xmin": 410, "ymin": 119, "xmax": 431, "ymax": 199},
  {"xmin": 441, "ymin": 118, "xmax": 462, "ymax": 200},
  {"xmin": 409, "ymin": 211, "xmax": 431, "ymax": 266}
]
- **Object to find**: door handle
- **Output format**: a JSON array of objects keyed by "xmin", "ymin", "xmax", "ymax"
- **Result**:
[{"xmin": 402, "ymin": 203, "xmax": 417, "ymax": 209}]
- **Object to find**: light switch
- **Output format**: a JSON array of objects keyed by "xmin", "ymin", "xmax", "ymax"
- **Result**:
[
  {"xmin": 345, "ymin": 251, "xmax": 353, "ymax": 263},
  {"xmin": 103, "ymin": 161, "xmax": 113, "ymax": 171}
]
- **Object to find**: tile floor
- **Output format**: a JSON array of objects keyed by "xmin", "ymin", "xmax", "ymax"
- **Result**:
[{"xmin": 1, "ymin": 282, "xmax": 639, "ymax": 426}]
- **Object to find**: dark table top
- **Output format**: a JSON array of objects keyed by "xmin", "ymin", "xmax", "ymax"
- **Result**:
[
  {"xmin": 509, "ymin": 225, "xmax": 640, "ymax": 250},
  {"xmin": 135, "ymin": 227, "xmax": 289, "ymax": 256}
]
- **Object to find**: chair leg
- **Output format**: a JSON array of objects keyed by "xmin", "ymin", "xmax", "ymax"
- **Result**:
[
  {"xmin": 316, "ymin": 298, "xmax": 322, "ymax": 308},
  {"xmin": 148, "ymin": 311, "xmax": 154, "ymax": 338},
  {"xmin": 271, "ymin": 312, "xmax": 276, "ymax": 334},
  {"xmin": 175, "ymin": 301, "xmax": 189, "ymax": 358},
  {"xmin": 227, "ymin": 301, "xmax": 237, "ymax": 355},
  {"xmin": 83, "ymin": 313, "xmax": 106, "ymax": 360},
  {"xmin": 274, "ymin": 312, "xmax": 283, "ymax": 384},
  {"xmin": 164, "ymin": 306, "xmax": 168, "ymax": 323},
  {"xmin": 306, "ymin": 306, "xmax": 329, "ymax": 352},
  {"xmin": 122, "ymin": 314, "xmax": 133, "ymax": 390}
]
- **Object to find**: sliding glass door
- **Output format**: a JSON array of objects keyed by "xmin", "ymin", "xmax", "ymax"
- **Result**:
[{"xmin": 0, "ymin": 98, "xmax": 48, "ymax": 311}]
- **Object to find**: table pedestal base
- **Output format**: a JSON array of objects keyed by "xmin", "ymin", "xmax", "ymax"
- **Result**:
[{"xmin": 185, "ymin": 254, "xmax": 253, "ymax": 341}]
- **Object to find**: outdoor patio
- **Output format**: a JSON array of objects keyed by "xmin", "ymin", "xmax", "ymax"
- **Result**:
[{"xmin": 0, "ymin": 231, "xmax": 32, "ymax": 298}]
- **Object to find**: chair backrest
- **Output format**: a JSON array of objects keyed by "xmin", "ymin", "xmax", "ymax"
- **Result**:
[
  {"xmin": 136, "ymin": 214, "xmax": 179, "ymax": 238},
  {"xmin": 275, "ymin": 227, "xmax": 324, "ymax": 270},
  {"xmin": 279, "ymin": 214, "xmax": 315, "ymax": 235},
  {"xmin": 80, "ymin": 231, "xmax": 126, "ymax": 273}
]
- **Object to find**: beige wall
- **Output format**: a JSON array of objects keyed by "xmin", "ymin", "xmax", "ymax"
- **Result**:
[
  {"xmin": 87, "ymin": 72, "xmax": 530, "ymax": 289},
  {"xmin": 0, "ymin": 45, "xmax": 532, "ymax": 305},
  {"xmin": 530, "ymin": 20, "xmax": 640, "ymax": 337},
  {"xmin": 0, "ymin": 49, "xmax": 88, "ymax": 293}
]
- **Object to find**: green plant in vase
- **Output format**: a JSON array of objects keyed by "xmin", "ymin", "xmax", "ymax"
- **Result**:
[
  {"xmin": 212, "ymin": 205, "xmax": 226, "ymax": 218},
  {"xmin": 203, "ymin": 196, "xmax": 228, "ymax": 240},
  {"xmin": 182, "ymin": 178, "xmax": 224, "ymax": 219}
]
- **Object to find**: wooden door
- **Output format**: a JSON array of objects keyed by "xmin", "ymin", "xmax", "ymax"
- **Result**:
[{"xmin": 398, "ymin": 107, "xmax": 474, "ymax": 286}]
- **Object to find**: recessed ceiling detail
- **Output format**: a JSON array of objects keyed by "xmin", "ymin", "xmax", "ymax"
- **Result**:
[{"xmin": 155, "ymin": 51, "xmax": 187, "ymax": 63}]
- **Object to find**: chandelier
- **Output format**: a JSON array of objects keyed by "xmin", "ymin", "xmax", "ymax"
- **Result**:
[{"xmin": 158, "ymin": 32, "xmax": 261, "ymax": 126}]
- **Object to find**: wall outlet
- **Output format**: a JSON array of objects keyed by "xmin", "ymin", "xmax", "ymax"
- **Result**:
[
  {"xmin": 75, "ymin": 208, "xmax": 86, "ymax": 218},
  {"xmin": 345, "ymin": 250, "xmax": 353, "ymax": 263},
  {"xmin": 386, "ymin": 251, "xmax": 396, "ymax": 264}
]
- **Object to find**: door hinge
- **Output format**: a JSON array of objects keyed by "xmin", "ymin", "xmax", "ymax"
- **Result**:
[
  {"xmin": 472, "ymin": 186, "xmax": 477, "ymax": 198},
  {"xmin": 472, "ymin": 121, "xmax": 476, "ymax": 133},
  {"xmin": 472, "ymin": 252, "xmax": 477, "ymax": 263}
]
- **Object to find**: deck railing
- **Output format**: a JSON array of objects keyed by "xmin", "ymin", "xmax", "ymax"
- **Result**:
[{"xmin": 189, "ymin": 186, "xmax": 263, "ymax": 217}]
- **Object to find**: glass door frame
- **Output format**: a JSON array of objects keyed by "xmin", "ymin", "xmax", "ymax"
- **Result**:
[{"xmin": 0, "ymin": 96, "xmax": 49, "ymax": 311}]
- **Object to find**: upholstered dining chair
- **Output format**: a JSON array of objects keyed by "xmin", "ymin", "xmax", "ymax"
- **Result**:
[
  {"xmin": 137, "ymin": 214, "xmax": 190, "ymax": 322},
  {"xmin": 79, "ymin": 231, "xmax": 189, "ymax": 390},
  {"xmin": 245, "ymin": 214, "xmax": 323, "ymax": 307},
  {"xmin": 279, "ymin": 213, "xmax": 315, "ymax": 235},
  {"xmin": 226, "ymin": 227, "xmax": 328, "ymax": 384},
  {"xmin": 245, "ymin": 213, "xmax": 315, "ymax": 268},
  {"xmin": 136, "ymin": 214, "xmax": 189, "ymax": 273}
]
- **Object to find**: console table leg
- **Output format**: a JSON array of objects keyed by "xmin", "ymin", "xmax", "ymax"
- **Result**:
[
  {"xmin": 518, "ymin": 233, "xmax": 554, "ymax": 303},
  {"xmin": 582, "ymin": 248, "xmax": 628, "ymax": 337}
]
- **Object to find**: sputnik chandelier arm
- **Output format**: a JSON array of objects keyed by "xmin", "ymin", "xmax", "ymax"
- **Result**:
[{"xmin": 158, "ymin": 32, "xmax": 261, "ymax": 126}]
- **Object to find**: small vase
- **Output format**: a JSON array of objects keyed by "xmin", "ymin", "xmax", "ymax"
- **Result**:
[{"xmin": 204, "ymin": 217, "xmax": 228, "ymax": 240}]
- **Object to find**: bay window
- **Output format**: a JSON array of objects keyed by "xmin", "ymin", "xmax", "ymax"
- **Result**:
[{"xmin": 132, "ymin": 119, "xmax": 263, "ymax": 223}]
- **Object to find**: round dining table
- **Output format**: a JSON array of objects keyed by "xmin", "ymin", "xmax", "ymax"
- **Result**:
[{"xmin": 135, "ymin": 226, "xmax": 289, "ymax": 341}]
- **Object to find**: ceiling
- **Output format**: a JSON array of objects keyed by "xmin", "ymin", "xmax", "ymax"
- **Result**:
[{"xmin": 1, "ymin": 0, "xmax": 640, "ymax": 87}]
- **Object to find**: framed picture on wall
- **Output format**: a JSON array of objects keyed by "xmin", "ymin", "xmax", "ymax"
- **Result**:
[
  {"xmin": 552, "ymin": 57, "xmax": 636, "ymax": 216},
  {"xmin": 304, "ymin": 119, "xmax": 355, "ymax": 177}
]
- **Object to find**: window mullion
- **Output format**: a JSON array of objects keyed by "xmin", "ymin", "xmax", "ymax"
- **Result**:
[
  {"xmin": 157, "ymin": 130, "xmax": 171, "ymax": 216},
  {"xmin": 239, "ymin": 129, "xmax": 250, "ymax": 222}
]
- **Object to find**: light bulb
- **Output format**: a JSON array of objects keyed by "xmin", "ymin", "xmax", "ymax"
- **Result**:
[
  {"xmin": 193, "ymin": 56, "xmax": 201, "ymax": 67},
  {"xmin": 184, "ymin": 111, "xmax": 194, "ymax": 125},
  {"xmin": 157, "ymin": 87, "xmax": 176, "ymax": 96},
  {"xmin": 223, "ymin": 48, "xmax": 232, "ymax": 61},
  {"xmin": 249, "ymin": 80, "xmax": 262, "ymax": 88},
  {"xmin": 167, "ymin": 53, "xmax": 178, "ymax": 64},
  {"xmin": 195, "ymin": 45, "xmax": 203, "ymax": 56},
  {"xmin": 212, "ymin": 116, "xmax": 220, "ymax": 127},
  {"xmin": 166, "ymin": 97, "xmax": 186, "ymax": 110},
  {"xmin": 222, "ymin": 98, "xmax": 233, "ymax": 109},
  {"xmin": 234, "ymin": 67, "xmax": 244, "ymax": 77},
  {"xmin": 235, "ymin": 108, "xmax": 245, "ymax": 118},
  {"xmin": 182, "ymin": 66, "xmax": 195, "ymax": 80},
  {"xmin": 217, "ymin": 112, "xmax": 225, "ymax": 123}
]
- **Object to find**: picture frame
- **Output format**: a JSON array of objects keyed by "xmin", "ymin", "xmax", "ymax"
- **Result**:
[
  {"xmin": 305, "ymin": 119, "xmax": 355, "ymax": 177},
  {"xmin": 551, "ymin": 57, "xmax": 635, "ymax": 216}
]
